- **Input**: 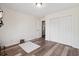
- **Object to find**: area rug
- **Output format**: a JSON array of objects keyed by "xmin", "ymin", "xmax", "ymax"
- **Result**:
[{"xmin": 19, "ymin": 41, "xmax": 40, "ymax": 53}]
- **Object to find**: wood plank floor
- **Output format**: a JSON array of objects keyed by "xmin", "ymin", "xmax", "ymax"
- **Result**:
[{"xmin": 1, "ymin": 38, "xmax": 79, "ymax": 56}]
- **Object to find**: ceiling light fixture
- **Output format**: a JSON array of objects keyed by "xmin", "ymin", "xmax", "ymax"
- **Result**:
[{"xmin": 35, "ymin": 3, "xmax": 42, "ymax": 8}]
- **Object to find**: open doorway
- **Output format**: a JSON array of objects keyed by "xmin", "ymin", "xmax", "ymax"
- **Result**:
[{"xmin": 42, "ymin": 21, "xmax": 45, "ymax": 38}]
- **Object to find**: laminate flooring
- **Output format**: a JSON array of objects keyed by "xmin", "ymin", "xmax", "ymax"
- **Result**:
[{"xmin": 1, "ymin": 38, "xmax": 79, "ymax": 56}]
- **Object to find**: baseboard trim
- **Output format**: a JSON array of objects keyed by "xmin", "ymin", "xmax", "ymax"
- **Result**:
[{"xmin": 5, "ymin": 37, "xmax": 42, "ymax": 50}]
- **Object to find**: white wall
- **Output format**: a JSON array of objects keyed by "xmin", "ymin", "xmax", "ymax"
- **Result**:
[
  {"xmin": 44, "ymin": 7, "xmax": 79, "ymax": 48},
  {"xmin": 0, "ymin": 7, "xmax": 41, "ymax": 47}
]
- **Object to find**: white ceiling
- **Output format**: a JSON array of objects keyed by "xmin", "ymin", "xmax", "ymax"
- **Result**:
[{"xmin": 0, "ymin": 3, "xmax": 79, "ymax": 17}]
